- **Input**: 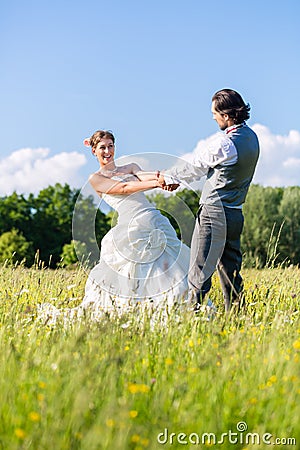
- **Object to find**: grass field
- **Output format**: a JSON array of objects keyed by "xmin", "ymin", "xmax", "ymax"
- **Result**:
[{"xmin": 0, "ymin": 265, "xmax": 299, "ymax": 449}]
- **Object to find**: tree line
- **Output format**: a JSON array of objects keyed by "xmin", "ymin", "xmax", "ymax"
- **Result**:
[
  {"xmin": 0, "ymin": 183, "xmax": 299, "ymax": 268},
  {"xmin": 0, "ymin": 184, "xmax": 110, "ymax": 268}
]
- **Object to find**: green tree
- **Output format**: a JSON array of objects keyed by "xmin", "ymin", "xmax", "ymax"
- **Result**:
[
  {"xmin": 72, "ymin": 192, "xmax": 111, "ymax": 266},
  {"xmin": 278, "ymin": 186, "xmax": 300, "ymax": 264},
  {"xmin": 30, "ymin": 184, "xmax": 79, "ymax": 266},
  {"xmin": 241, "ymin": 184, "xmax": 284, "ymax": 267},
  {"xmin": 29, "ymin": 184, "xmax": 108, "ymax": 267},
  {"xmin": 59, "ymin": 240, "xmax": 88, "ymax": 267},
  {"xmin": 0, "ymin": 192, "xmax": 33, "ymax": 239},
  {"xmin": 0, "ymin": 228, "xmax": 34, "ymax": 266},
  {"xmin": 0, "ymin": 184, "xmax": 110, "ymax": 268}
]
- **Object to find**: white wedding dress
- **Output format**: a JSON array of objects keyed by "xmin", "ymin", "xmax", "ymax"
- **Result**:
[
  {"xmin": 38, "ymin": 175, "xmax": 190, "ymax": 322},
  {"xmin": 82, "ymin": 175, "xmax": 190, "ymax": 311}
]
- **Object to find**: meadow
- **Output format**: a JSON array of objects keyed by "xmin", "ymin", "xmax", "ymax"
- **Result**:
[{"xmin": 0, "ymin": 265, "xmax": 299, "ymax": 450}]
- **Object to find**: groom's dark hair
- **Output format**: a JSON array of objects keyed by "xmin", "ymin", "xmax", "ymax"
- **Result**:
[{"xmin": 212, "ymin": 89, "xmax": 250, "ymax": 124}]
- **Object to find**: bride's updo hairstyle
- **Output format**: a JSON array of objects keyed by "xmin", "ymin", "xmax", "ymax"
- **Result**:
[{"xmin": 85, "ymin": 130, "xmax": 115, "ymax": 150}]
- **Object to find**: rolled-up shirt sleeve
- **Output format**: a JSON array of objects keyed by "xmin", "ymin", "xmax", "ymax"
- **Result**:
[{"xmin": 164, "ymin": 133, "xmax": 238, "ymax": 186}]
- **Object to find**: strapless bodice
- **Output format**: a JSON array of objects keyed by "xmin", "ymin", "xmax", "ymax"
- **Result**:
[{"xmin": 101, "ymin": 174, "xmax": 155, "ymax": 216}]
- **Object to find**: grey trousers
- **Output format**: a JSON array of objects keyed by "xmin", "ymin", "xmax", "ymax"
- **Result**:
[{"xmin": 188, "ymin": 204, "xmax": 244, "ymax": 311}]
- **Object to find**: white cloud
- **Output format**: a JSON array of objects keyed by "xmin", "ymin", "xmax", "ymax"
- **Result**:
[
  {"xmin": 283, "ymin": 157, "xmax": 300, "ymax": 169},
  {"xmin": 115, "ymin": 154, "xmax": 152, "ymax": 169},
  {"xmin": 0, "ymin": 148, "xmax": 87, "ymax": 196},
  {"xmin": 182, "ymin": 124, "xmax": 300, "ymax": 188},
  {"xmin": 2, "ymin": 125, "xmax": 300, "ymax": 197},
  {"xmin": 252, "ymin": 124, "xmax": 300, "ymax": 186}
]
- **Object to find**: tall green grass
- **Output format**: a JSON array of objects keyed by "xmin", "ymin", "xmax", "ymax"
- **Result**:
[{"xmin": 0, "ymin": 265, "xmax": 299, "ymax": 449}]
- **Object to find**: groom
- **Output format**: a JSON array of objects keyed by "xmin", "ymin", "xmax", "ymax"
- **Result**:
[{"xmin": 159, "ymin": 88, "xmax": 260, "ymax": 312}]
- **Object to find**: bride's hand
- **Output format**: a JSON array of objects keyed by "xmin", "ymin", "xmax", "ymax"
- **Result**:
[{"xmin": 157, "ymin": 172, "xmax": 166, "ymax": 187}]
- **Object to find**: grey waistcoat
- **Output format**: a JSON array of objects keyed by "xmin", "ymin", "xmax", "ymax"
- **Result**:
[{"xmin": 200, "ymin": 124, "xmax": 260, "ymax": 208}]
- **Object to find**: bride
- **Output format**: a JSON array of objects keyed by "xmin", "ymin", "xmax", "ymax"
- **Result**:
[{"xmin": 39, "ymin": 130, "xmax": 190, "ymax": 322}]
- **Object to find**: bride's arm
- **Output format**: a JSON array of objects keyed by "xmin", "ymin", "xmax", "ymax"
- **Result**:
[
  {"xmin": 130, "ymin": 163, "xmax": 179, "ymax": 190},
  {"xmin": 89, "ymin": 171, "xmax": 161, "ymax": 196},
  {"xmin": 130, "ymin": 163, "xmax": 160, "ymax": 182}
]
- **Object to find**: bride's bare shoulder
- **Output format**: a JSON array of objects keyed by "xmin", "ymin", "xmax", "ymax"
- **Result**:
[
  {"xmin": 89, "ymin": 170, "xmax": 105, "ymax": 180},
  {"xmin": 126, "ymin": 162, "xmax": 142, "ymax": 173},
  {"xmin": 112, "ymin": 162, "xmax": 140, "ymax": 175}
]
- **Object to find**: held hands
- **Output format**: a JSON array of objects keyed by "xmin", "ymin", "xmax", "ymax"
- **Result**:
[
  {"xmin": 162, "ymin": 183, "xmax": 180, "ymax": 191},
  {"xmin": 157, "ymin": 171, "xmax": 180, "ymax": 191}
]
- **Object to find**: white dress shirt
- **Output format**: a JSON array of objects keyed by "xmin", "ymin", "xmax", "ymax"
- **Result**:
[{"xmin": 164, "ymin": 130, "xmax": 238, "ymax": 186}]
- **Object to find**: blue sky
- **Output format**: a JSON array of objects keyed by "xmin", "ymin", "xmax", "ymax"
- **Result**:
[{"xmin": 1, "ymin": 0, "xmax": 300, "ymax": 195}]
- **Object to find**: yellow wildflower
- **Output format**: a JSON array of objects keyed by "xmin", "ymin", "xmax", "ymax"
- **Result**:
[
  {"xmin": 141, "ymin": 437, "xmax": 150, "ymax": 447},
  {"xmin": 128, "ymin": 382, "xmax": 150, "ymax": 394},
  {"xmin": 105, "ymin": 419, "xmax": 115, "ymax": 427},
  {"xmin": 139, "ymin": 384, "xmax": 150, "ymax": 393},
  {"xmin": 28, "ymin": 412, "xmax": 40, "ymax": 422},
  {"xmin": 165, "ymin": 357, "xmax": 173, "ymax": 365},
  {"xmin": 293, "ymin": 339, "xmax": 300, "ymax": 350},
  {"xmin": 37, "ymin": 393, "xmax": 45, "ymax": 402},
  {"xmin": 129, "ymin": 410, "xmax": 138, "ymax": 418},
  {"xmin": 15, "ymin": 428, "xmax": 26, "ymax": 439},
  {"xmin": 128, "ymin": 383, "xmax": 139, "ymax": 394},
  {"xmin": 131, "ymin": 434, "xmax": 140, "ymax": 443}
]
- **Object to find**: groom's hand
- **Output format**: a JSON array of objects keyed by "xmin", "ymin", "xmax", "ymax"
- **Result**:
[
  {"xmin": 157, "ymin": 172, "xmax": 179, "ymax": 191},
  {"xmin": 162, "ymin": 183, "xmax": 180, "ymax": 191}
]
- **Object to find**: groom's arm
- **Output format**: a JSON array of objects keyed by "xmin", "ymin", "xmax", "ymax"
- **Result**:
[{"xmin": 159, "ymin": 132, "xmax": 238, "ymax": 188}]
